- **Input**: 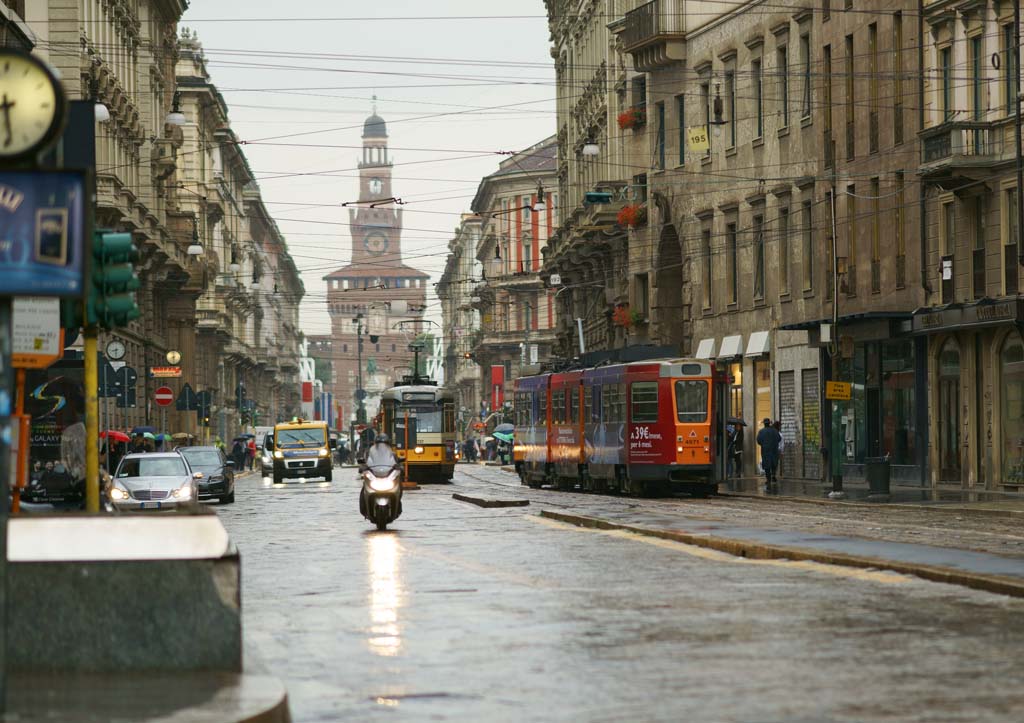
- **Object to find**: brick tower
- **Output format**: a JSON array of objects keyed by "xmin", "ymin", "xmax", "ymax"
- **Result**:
[{"xmin": 323, "ymin": 103, "xmax": 429, "ymax": 425}]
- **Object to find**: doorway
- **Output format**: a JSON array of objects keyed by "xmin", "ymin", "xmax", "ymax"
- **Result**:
[{"xmin": 938, "ymin": 339, "xmax": 961, "ymax": 483}]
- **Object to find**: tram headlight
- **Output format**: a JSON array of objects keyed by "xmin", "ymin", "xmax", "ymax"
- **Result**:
[
  {"xmin": 414, "ymin": 446, "xmax": 424, "ymax": 454},
  {"xmin": 677, "ymin": 446, "xmax": 683, "ymax": 453}
]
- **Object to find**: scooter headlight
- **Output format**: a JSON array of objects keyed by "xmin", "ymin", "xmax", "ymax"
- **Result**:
[{"xmin": 370, "ymin": 477, "xmax": 398, "ymax": 492}]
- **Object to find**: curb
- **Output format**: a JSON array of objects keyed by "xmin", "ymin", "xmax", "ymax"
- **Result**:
[
  {"xmin": 453, "ymin": 493, "xmax": 529, "ymax": 508},
  {"xmin": 719, "ymin": 491, "xmax": 1024, "ymax": 519},
  {"xmin": 540, "ymin": 510, "xmax": 1024, "ymax": 599}
]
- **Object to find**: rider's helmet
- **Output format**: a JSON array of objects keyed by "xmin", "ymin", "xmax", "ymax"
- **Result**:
[{"xmin": 375, "ymin": 434, "xmax": 390, "ymax": 445}]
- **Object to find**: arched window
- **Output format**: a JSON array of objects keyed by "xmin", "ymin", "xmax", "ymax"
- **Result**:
[{"xmin": 1001, "ymin": 333, "xmax": 1024, "ymax": 485}]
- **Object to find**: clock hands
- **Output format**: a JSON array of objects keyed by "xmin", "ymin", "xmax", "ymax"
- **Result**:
[{"xmin": 0, "ymin": 93, "xmax": 16, "ymax": 148}]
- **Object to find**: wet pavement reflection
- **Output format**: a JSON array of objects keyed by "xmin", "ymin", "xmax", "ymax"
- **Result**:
[{"xmin": 219, "ymin": 465, "xmax": 1024, "ymax": 722}]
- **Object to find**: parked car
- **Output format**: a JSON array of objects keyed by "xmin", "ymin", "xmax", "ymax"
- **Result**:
[
  {"xmin": 178, "ymin": 446, "xmax": 236, "ymax": 504},
  {"xmin": 107, "ymin": 453, "xmax": 199, "ymax": 511}
]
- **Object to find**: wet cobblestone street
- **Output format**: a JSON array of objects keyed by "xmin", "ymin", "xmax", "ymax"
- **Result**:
[{"xmin": 218, "ymin": 466, "xmax": 1024, "ymax": 722}]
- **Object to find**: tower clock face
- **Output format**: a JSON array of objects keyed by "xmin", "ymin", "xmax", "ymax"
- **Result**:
[
  {"xmin": 369, "ymin": 177, "xmax": 383, "ymax": 195},
  {"xmin": 364, "ymin": 233, "xmax": 388, "ymax": 256}
]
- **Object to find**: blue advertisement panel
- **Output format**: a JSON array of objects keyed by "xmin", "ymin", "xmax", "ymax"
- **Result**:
[{"xmin": 0, "ymin": 171, "xmax": 86, "ymax": 297}]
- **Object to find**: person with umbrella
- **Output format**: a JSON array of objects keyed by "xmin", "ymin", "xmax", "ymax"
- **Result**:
[
  {"xmin": 726, "ymin": 418, "xmax": 745, "ymax": 479},
  {"xmin": 230, "ymin": 438, "xmax": 246, "ymax": 471}
]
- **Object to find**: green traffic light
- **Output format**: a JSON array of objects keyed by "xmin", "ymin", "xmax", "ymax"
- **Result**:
[{"xmin": 89, "ymin": 230, "xmax": 142, "ymax": 329}]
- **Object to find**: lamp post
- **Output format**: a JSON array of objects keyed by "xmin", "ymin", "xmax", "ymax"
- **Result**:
[{"xmin": 353, "ymin": 313, "xmax": 366, "ymax": 424}]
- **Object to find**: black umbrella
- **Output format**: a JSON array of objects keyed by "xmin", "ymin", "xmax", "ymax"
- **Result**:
[
  {"xmin": 727, "ymin": 417, "xmax": 747, "ymax": 426},
  {"xmin": 131, "ymin": 426, "xmax": 157, "ymax": 435},
  {"xmin": 494, "ymin": 423, "xmax": 514, "ymax": 434},
  {"xmin": 237, "ymin": 433, "xmax": 255, "ymax": 439}
]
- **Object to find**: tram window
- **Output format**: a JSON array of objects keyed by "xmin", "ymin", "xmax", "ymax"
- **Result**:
[
  {"xmin": 583, "ymin": 386, "xmax": 592, "ymax": 423},
  {"xmin": 569, "ymin": 388, "xmax": 579, "ymax": 423},
  {"xmin": 680, "ymin": 363, "xmax": 703, "ymax": 376},
  {"xmin": 675, "ymin": 380, "xmax": 709, "ymax": 423},
  {"xmin": 539, "ymin": 392, "xmax": 547, "ymax": 422},
  {"xmin": 591, "ymin": 386, "xmax": 601, "ymax": 423},
  {"xmin": 618, "ymin": 383, "xmax": 627, "ymax": 422},
  {"xmin": 414, "ymin": 409, "xmax": 444, "ymax": 433},
  {"xmin": 631, "ymin": 382, "xmax": 659, "ymax": 423}
]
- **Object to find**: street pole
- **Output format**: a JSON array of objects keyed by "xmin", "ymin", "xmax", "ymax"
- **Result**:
[
  {"xmin": 0, "ymin": 298, "xmax": 13, "ymax": 710},
  {"xmin": 356, "ymin": 315, "xmax": 366, "ymax": 424},
  {"xmin": 83, "ymin": 322, "xmax": 100, "ymax": 512},
  {"xmin": 828, "ymin": 184, "xmax": 845, "ymax": 500},
  {"xmin": 576, "ymin": 317, "xmax": 586, "ymax": 356}
]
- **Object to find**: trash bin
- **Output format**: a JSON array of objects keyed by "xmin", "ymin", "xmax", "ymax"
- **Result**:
[{"xmin": 864, "ymin": 456, "xmax": 891, "ymax": 497}]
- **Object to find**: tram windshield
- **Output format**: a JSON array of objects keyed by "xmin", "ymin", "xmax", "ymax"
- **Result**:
[
  {"xmin": 675, "ymin": 380, "xmax": 708, "ymax": 423},
  {"xmin": 408, "ymin": 407, "xmax": 444, "ymax": 433}
]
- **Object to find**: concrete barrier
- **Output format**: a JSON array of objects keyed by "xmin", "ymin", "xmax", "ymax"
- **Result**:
[{"xmin": 7, "ymin": 510, "xmax": 241, "ymax": 673}]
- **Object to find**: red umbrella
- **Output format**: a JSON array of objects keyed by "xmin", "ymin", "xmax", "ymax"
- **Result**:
[{"xmin": 100, "ymin": 430, "xmax": 131, "ymax": 443}]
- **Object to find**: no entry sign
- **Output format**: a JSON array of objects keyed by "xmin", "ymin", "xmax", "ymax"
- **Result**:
[{"xmin": 155, "ymin": 386, "xmax": 174, "ymax": 407}]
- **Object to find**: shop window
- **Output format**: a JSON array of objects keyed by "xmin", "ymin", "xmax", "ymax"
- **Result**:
[
  {"xmin": 939, "ymin": 339, "xmax": 961, "ymax": 481},
  {"xmin": 729, "ymin": 362, "xmax": 743, "ymax": 419},
  {"xmin": 1002, "ymin": 334, "xmax": 1024, "ymax": 485},
  {"xmin": 754, "ymin": 360, "xmax": 771, "ymax": 431}
]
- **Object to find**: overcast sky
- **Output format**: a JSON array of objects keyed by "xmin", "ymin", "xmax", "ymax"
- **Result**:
[{"xmin": 180, "ymin": 1, "xmax": 556, "ymax": 341}]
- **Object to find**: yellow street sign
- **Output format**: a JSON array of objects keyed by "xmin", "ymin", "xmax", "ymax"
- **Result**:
[
  {"xmin": 687, "ymin": 125, "xmax": 709, "ymax": 153},
  {"xmin": 825, "ymin": 381, "xmax": 852, "ymax": 401}
]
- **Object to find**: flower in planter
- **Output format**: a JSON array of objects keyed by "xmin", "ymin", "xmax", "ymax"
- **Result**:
[
  {"xmin": 629, "ymin": 309, "xmax": 646, "ymax": 326},
  {"xmin": 617, "ymin": 204, "xmax": 648, "ymax": 227},
  {"xmin": 611, "ymin": 303, "xmax": 633, "ymax": 328},
  {"xmin": 617, "ymin": 107, "xmax": 646, "ymax": 130}
]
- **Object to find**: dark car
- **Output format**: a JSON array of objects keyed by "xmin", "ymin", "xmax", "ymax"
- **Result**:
[{"xmin": 178, "ymin": 446, "xmax": 236, "ymax": 504}]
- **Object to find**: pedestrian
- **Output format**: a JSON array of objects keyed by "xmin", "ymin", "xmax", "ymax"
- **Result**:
[
  {"xmin": 231, "ymin": 439, "xmax": 245, "ymax": 471},
  {"xmin": 129, "ymin": 434, "xmax": 146, "ymax": 454},
  {"xmin": 246, "ymin": 437, "xmax": 257, "ymax": 471},
  {"xmin": 727, "ymin": 423, "xmax": 744, "ymax": 479},
  {"xmin": 756, "ymin": 417, "xmax": 782, "ymax": 492}
]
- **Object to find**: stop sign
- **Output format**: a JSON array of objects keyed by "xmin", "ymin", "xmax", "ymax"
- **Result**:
[{"xmin": 155, "ymin": 386, "xmax": 174, "ymax": 407}]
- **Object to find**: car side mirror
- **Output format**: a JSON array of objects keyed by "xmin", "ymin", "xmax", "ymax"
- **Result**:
[
  {"xmin": 193, "ymin": 472, "xmax": 204, "ymax": 479},
  {"xmin": 225, "ymin": 460, "xmax": 235, "ymax": 467}
]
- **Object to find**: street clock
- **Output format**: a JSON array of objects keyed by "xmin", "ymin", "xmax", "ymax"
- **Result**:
[
  {"xmin": 105, "ymin": 339, "xmax": 126, "ymax": 360},
  {"xmin": 364, "ymin": 232, "xmax": 389, "ymax": 256},
  {"xmin": 369, "ymin": 177, "xmax": 383, "ymax": 195},
  {"xmin": 0, "ymin": 49, "xmax": 67, "ymax": 161}
]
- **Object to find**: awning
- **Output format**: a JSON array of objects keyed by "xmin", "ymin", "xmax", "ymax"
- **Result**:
[
  {"xmin": 695, "ymin": 338, "xmax": 716, "ymax": 359},
  {"xmin": 911, "ymin": 299, "xmax": 1024, "ymax": 335},
  {"xmin": 779, "ymin": 311, "xmax": 911, "ymax": 331},
  {"xmin": 744, "ymin": 331, "xmax": 770, "ymax": 357},
  {"xmin": 718, "ymin": 335, "xmax": 743, "ymax": 359}
]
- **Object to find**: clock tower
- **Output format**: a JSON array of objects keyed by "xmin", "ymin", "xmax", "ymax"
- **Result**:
[
  {"xmin": 349, "ymin": 103, "xmax": 402, "ymax": 264},
  {"xmin": 322, "ymin": 103, "xmax": 430, "ymax": 426}
]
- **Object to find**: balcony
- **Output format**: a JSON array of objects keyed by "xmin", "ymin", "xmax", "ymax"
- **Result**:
[
  {"xmin": 618, "ymin": 0, "xmax": 686, "ymax": 71},
  {"xmin": 919, "ymin": 121, "xmax": 1014, "ymax": 189}
]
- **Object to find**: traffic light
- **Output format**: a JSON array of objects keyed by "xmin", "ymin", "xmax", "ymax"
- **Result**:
[{"xmin": 89, "ymin": 231, "xmax": 141, "ymax": 329}]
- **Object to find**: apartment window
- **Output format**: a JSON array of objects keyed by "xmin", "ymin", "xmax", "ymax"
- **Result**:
[
  {"xmin": 676, "ymin": 94, "xmax": 686, "ymax": 165},
  {"xmin": 941, "ymin": 201, "xmax": 956, "ymax": 303},
  {"xmin": 973, "ymin": 196, "xmax": 987, "ymax": 299},
  {"xmin": 655, "ymin": 101, "xmax": 666, "ymax": 170},
  {"xmin": 726, "ymin": 70, "xmax": 736, "ymax": 147},
  {"xmin": 871, "ymin": 177, "xmax": 881, "ymax": 293},
  {"xmin": 701, "ymin": 227, "xmax": 713, "ymax": 308},
  {"xmin": 868, "ymin": 24, "xmax": 879, "ymax": 153},
  {"xmin": 802, "ymin": 200, "xmax": 813, "ymax": 292},
  {"xmin": 634, "ymin": 273, "xmax": 650, "ymax": 319},
  {"xmin": 522, "ymin": 236, "xmax": 532, "ymax": 272},
  {"xmin": 1005, "ymin": 25, "xmax": 1019, "ymax": 115},
  {"xmin": 701, "ymin": 82, "xmax": 712, "ymax": 154},
  {"xmin": 847, "ymin": 184, "xmax": 857, "ymax": 295},
  {"xmin": 1007, "ymin": 189, "xmax": 1020, "ymax": 295},
  {"xmin": 753, "ymin": 215, "xmax": 765, "ymax": 300},
  {"xmin": 826, "ymin": 194, "xmax": 835, "ymax": 300},
  {"xmin": 971, "ymin": 35, "xmax": 983, "ymax": 121},
  {"xmin": 779, "ymin": 206, "xmax": 790, "ymax": 295},
  {"xmin": 893, "ymin": 12, "xmax": 904, "ymax": 145},
  {"xmin": 845, "ymin": 34, "xmax": 854, "ymax": 160},
  {"xmin": 777, "ymin": 45, "xmax": 789, "ymax": 128},
  {"xmin": 752, "ymin": 59, "xmax": 763, "ymax": 138},
  {"xmin": 800, "ymin": 34, "xmax": 811, "ymax": 119},
  {"xmin": 522, "ymin": 196, "xmax": 531, "ymax": 221},
  {"xmin": 895, "ymin": 172, "xmax": 906, "ymax": 287},
  {"xmin": 941, "ymin": 46, "xmax": 953, "ymax": 122},
  {"xmin": 632, "ymin": 75, "xmax": 647, "ymax": 110},
  {"xmin": 844, "ymin": 0, "xmax": 852, "ymax": 9},
  {"xmin": 942, "ymin": 201, "xmax": 955, "ymax": 257},
  {"xmin": 824, "ymin": 0, "xmax": 830, "ymax": 21},
  {"xmin": 727, "ymin": 222, "xmax": 738, "ymax": 304},
  {"xmin": 824, "ymin": 45, "xmax": 833, "ymax": 131}
]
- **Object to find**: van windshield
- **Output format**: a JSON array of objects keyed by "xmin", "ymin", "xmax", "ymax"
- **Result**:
[{"xmin": 276, "ymin": 428, "xmax": 326, "ymax": 448}]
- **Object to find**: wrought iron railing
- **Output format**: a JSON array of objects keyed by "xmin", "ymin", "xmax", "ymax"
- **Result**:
[{"xmin": 921, "ymin": 121, "xmax": 1001, "ymax": 164}]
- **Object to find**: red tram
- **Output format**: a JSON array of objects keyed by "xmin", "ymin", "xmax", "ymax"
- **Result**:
[{"xmin": 513, "ymin": 358, "xmax": 724, "ymax": 497}]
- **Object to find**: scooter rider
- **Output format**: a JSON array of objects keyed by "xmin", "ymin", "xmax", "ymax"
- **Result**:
[{"xmin": 364, "ymin": 433, "xmax": 398, "ymax": 469}]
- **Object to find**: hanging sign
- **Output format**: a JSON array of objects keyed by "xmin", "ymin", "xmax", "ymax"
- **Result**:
[
  {"xmin": 687, "ymin": 126, "xmax": 710, "ymax": 153},
  {"xmin": 825, "ymin": 381, "xmax": 852, "ymax": 401},
  {"xmin": 150, "ymin": 366, "xmax": 182, "ymax": 378}
]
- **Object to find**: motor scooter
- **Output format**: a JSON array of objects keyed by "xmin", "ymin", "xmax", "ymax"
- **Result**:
[{"xmin": 359, "ymin": 464, "xmax": 403, "ymax": 530}]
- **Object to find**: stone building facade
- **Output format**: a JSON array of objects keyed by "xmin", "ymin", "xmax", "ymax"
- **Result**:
[
  {"xmin": 437, "ymin": 214, "xmax": 484, "ymax": 434},
  {"xmin": 469, "ymin": 136, "xmax": 559, "ymax": 413}
]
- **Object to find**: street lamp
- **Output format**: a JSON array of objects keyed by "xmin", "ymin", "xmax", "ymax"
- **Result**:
[
  {"xmin": 186, "ymin": 215, "xmax": 203, "ymax": 256},
  {"xmin": 532, "ymin": 182, "xmax": 547, "ymax": 212},
  {"xmin": 353, "ymin": 314, "xmax": 367, "ymax": 424},
  {"xmin": 581, "ymin": 139, "xmax": 599, "ymax": 156},
  {"xmin": 165, "ymin": 91, "xmax": 186, "ymax": 127}
]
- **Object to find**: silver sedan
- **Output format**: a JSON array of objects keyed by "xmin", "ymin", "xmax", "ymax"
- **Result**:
[{"xmin": 108, "ymin": 452, "xmax": 199, "ymax": 510}]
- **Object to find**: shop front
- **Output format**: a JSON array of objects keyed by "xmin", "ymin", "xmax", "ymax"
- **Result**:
[{"xmin": 912, "ymin": 299, "xmax": 1024, "ymax": 491}]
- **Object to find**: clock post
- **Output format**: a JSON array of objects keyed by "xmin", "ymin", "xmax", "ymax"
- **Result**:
[{"xmin": 0, "ymin": 48, "xmax": 74, "ymax": 712}]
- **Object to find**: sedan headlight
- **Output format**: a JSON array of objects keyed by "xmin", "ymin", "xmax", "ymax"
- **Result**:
[
  {"xmin": 273, "ymin": 450, "xmax": 284, "ymax": 459},
  {"xmin": 172, "ymin": 482, "xmax": 193, "ymax": 499},
  {"xmin": 110, "ymin": 487, "xmax": 129, "ymax": 501}
]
